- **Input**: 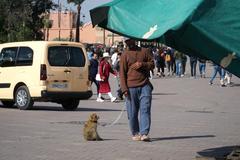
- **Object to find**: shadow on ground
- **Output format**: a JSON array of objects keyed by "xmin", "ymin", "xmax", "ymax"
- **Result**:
[
  {"xmin": 151, "ymin": 135, "xmax": 215, "ymax": 142},
  {"xmin": 34, "ymin": 106, "xmax": 122, "ymax": 112},
  {"xmin": 0, "ymin": 105, "xmax": 122, "ymax": 112},
  {"xmin": 152, "ymin": 92, "xmax": 177, "ymax": 96},
  {"xmin": 197, "ymin": 145, "xmax": 239, "ymax": 160},
  {"xmin": 230, "ymin": 83, "xmax": 240, "ymax": 87},
  {"xmin": 50, "ymin": 121, "xmax": 127, "ymax": 127}
]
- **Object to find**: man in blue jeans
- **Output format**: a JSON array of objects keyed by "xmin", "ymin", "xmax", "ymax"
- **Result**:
[
  {"xmin": 120, "ymin": 39, "xmax": 155, "ymax": 141},
  {"xmin": 209, "ymin": 64, "xmax": 226, "ymax": 87}
]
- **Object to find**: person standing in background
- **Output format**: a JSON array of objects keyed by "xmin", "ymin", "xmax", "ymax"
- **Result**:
[
  {"xmin": 155, "ymin": 48, "xmax": 165, "ymax": 77},
  {"xmin": 111, "ymin": 48, "xmax": 118, "ymax": 67},
  {"xmin": 190, "ymin": 55, "xmax": 198, "ymax": 78},
  {"xmin": 198, "ymin": 58, "xmax": 207, "ymax": 78},
  {"xmin": 87, "ymin": 48, "xmax": 93, "ymax": 60},
  {"xmin": 165, "ymin": 47, "xmax": 174, "ymax": 76},
  {"xmin": 113, "ymin": 52, "xmax": 123, "ymax": 100},
  {"xmin": 89, "ymin": 53, "xmax": 100, "ymax": 97},
  {"xmin": 182, "ymin": 54, "xmax": 187, "ymax": 76},
  {"xmin": 174, "ymin": 50, "xmax": 183, "ymax": 77}
]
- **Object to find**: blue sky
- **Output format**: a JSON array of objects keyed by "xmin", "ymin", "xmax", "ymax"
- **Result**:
[{"xmin": 54, "ymin": 0, "xmax": 112, "ymax": 22}]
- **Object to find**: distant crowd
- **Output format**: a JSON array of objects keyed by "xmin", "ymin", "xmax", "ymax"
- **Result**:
[{"xmin": 86, "ymin": 42, "xmax": 233, "ymax": 101}]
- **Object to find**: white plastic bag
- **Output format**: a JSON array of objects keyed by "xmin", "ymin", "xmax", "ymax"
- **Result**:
[{"xmin": 95, "ymin": 73, "xmax": 103, "ymax": 81}]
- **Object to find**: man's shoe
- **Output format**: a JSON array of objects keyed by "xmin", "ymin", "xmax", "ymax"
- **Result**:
[
  {"xmin": 111, "ymin": 97, "xmax": 117, "ymax": 102},
  {"xmin": 132, "ymin": 135, "xmax": 141, "ymax": 141},
  {"xmin": 140, "ymin": 135, "xmax": 150, "ymax": 142}
]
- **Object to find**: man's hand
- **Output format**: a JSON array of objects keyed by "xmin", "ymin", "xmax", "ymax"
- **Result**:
[
  {"xmin": 124, "ymin": 91, "xmax": 131, "ymax": 100},
  {"xmin": 123, "ymin": 91, "xmax": 129, "ymax": 97},
  {"xmin": 131, "ymin": 61, "xmax": 142, "ymax": 70}
]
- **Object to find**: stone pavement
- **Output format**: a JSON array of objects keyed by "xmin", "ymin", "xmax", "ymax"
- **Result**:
[{"xmin": 0, "ymin": 63, "xmax": 240, "ymax": 160}]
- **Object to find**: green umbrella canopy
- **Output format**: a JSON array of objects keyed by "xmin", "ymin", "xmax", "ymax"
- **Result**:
[{"xmin": 90, "ymin": 0, "xmax": 240, "ymax": 78}]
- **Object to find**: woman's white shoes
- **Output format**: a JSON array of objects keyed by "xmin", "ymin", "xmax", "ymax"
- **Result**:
[
  {"xmin": 96, "ymin": 97, "xmax": 116, "ymax": 102},
  {"xmin": 96, "ymin": 98, "xmax": 104, "ymax": 102}
]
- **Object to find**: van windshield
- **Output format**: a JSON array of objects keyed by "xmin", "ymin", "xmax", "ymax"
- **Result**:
[{"xmin": 48, "ymin": 46, "xmax": 85, "ymax": 67}]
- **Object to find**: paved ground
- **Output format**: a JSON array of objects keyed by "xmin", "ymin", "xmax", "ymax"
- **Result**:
[{"xmin": 0, "ymin": 63, "xmax": 240, "ymax": 160}]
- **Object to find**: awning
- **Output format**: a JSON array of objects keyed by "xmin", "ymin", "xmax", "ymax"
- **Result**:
[{"xmin": 90, "ymin": 0, "xmax": 240, "ymax": 77}]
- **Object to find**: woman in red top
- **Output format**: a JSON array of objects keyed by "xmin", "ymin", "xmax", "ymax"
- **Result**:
[{"xmin": 97, "ymin": 52, "xmax": 117, "ymax": 102}]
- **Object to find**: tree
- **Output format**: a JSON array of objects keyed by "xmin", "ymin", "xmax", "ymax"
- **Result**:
[
  {"xmin": 43, "ymin": 13, "xmax": 53, "ymax": 41},
  {"xmin": 30, "ymin": 0, "xmax": 56, "ymax": 40},
  {"xmin": 0, "ymin": 0, "xmax": 56, "ymax": 43},
  {"xmin": 0, "ymin": 0, "xmax": 7, "ymax": 43},
  {"xmin": 67, "ymin": 0, "xmax": 85, "ymax": 42}
]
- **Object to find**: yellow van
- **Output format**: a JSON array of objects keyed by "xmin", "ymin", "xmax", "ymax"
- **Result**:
[{"xmin": 0, "ymin": 41, "xmax": 92, "ymax": 110}]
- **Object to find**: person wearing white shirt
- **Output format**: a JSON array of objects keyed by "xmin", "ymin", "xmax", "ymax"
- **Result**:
[{"xmin": 111, "ymin": 48, "xmax": 118, "ymax": 66}]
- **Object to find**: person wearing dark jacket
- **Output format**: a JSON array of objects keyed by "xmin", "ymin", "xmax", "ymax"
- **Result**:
[
  {"xmin": 190, "ymin": 55, "xmax": 198, "ymax": 78},
  {"xmin": 89, "ymin": 53, "xmax": 99, "ymax": 97},
  {"xmin": 120, "ymin": 39, "xmax": 155, "ymax": 141}
]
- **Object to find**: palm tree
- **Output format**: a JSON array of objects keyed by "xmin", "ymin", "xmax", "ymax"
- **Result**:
[
  {"xmin": 67, "ymin": 0, "xmax": 85, "ymax": 42},
  {"xmin": 43, "ymin": 13, "xmax": 53, "ymax": 41}
]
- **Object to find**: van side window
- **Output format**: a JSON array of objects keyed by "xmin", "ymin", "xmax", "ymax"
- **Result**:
[
  {"xmin": 16, "ymin": 47, "xmax": 33, "ymax": 66},
  {"xmin": 48, "ymin": 46, "xmax": 85, "ymax": 67},
  {"xmin": 0, "ymin": 47, "xmax": 18, "ymax": 67}
]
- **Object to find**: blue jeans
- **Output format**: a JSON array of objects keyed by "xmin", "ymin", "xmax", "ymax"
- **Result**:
[
  {"xmin": 126, "ymin": 83, "xmax": 152, "ymax": 136},
  {"xmin": 209, "ymin": 65, "xmax": 225, "ymax": 83},
  {"xmin": 199, "ymin": 62, "xmax": 206, "ymax": 75},
  {"xmin": 175, "ymin": 60, "xmax": 182, "ymax": 76}
]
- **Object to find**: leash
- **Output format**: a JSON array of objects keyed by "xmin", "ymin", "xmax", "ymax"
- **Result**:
[{"xmin": 103, "ymin": 104, "xmax": 126, "ymax": 127}]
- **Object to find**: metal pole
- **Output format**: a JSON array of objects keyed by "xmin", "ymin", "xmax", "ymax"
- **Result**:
[
  {"xmin": 58, "ymin": 0, "xmax": 61, "ymax": 40},
  {"xmin": 112, "ymin": 33, "xmax": 114, "ymax": 46},
  {"xmin": 69, "ymin": 11, "xmax": 72, "ymax": 41},
  {"xmin": 103, "ymin": 29, "xmax": 105, "ymax": 45}
]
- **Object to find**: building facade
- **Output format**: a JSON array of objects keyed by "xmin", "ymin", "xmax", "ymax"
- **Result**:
[{"xmin": 46, "ymin": 11, "xmax": 124, "ymax": 46}]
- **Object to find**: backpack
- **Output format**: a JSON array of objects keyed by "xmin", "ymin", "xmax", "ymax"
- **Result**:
[{"xmin": 165, "ymin": 54, "xmax": 171, "ymax": 61}]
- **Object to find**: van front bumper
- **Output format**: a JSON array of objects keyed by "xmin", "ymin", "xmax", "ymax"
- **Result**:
[{"xmin": 41, "ymin": 90, "xmax": 93, "ymax": 100}]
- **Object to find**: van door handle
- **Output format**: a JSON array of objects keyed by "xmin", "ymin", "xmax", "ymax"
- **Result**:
[{"xmin": 64, "ymin": 69, "xmax": 71, "ymax": 73}]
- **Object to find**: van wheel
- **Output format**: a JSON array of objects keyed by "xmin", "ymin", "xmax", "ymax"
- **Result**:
[
  {"xmin": 1, "ymin": 100, "xmax": 15, "ymax": 108},
  {"xmin": 15, "ymin": 86, "xmax": 33, "ymax": 110},
  {"xmin": 61, "ymin": 99, "xmax": 79, "ymax": 111}
]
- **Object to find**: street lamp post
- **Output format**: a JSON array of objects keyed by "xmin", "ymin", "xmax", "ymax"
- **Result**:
[
  {"xmin": 69, "ymin": 11, "xmax": 73, "ymax": 41},
  {"xmin": 103, "ymin": 29, "xmax": 106, "ymax": 45},
  {"xmin": 75, "ymin": 4, "xmax": 81, "ymax": 42},
  {"xmin": 112, "ymin": 33, "xmax": 114, "ymax": 46},
  {"xmin": 58, "ymin": 0, "xmax": 61, "ymax": 40}
]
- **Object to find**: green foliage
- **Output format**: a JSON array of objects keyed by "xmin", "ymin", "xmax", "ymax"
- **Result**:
[
  {"xmin": 0, "ymin": 0, "xmax": 56, "ymax": 43},
  {"xmin": 43, "ymin": 18, "xmax": 53, "ymax": 29}
]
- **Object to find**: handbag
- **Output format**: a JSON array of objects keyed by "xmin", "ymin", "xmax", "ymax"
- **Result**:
[
  {"xmin": 95, "ymin": 73, "xmax": 103, "ymax": 81},
  {"xmin": 96, "ymin": 62, "xmax": 106, "ymax": 81}
]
